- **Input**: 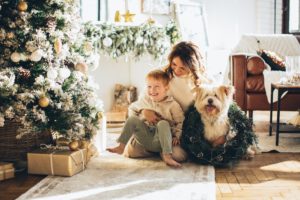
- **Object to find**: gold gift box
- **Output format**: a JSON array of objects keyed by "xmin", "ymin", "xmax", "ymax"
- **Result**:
[
  {"xmin": 27, "ymin": 149, "xmax": 87, "ymax": 177},
  {"xmin": 0, "ymin": 162, "xmax": 15, "ymax": 181}
]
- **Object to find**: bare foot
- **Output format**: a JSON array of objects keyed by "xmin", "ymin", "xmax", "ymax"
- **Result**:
[
  {"xmin": 106, "ymin": 143, "xmax": 125, "ymax": 154},
  {"xmin": 162, "ymin": 153, "xmax": 182, "ymax": 168}
]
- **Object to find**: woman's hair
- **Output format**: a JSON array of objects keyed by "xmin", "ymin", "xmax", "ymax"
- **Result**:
[
  {"xmin": 164, "ymin": 41, "xmax": 206, "ymax": 86},
  {"xmin": 146, "ymin": 69, "xmax": 170, "ymax": 86}
]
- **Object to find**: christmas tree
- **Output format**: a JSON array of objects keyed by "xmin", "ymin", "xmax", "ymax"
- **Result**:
[{"xmin": 0, "ymin": 0, "xmax": 103, "ymax": 140}]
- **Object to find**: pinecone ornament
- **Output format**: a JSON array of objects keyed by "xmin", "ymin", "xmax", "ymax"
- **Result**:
[
  {"xmin": 46, "ymin": 17, "xmax": 56, "ymax": 30},
  {"xmin": 18, "ymin": 67, "xmax": 31, "ymax": 79}
]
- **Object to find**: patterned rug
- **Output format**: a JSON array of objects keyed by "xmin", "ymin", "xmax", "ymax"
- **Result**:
[{"xmin": 17, "ymin": 133, "xmax": 216, "ymax": 200}]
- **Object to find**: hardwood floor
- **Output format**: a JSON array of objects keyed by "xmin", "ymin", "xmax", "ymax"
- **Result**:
[
  {"xmin": 0, "ymin": 172, "xmax": 45, "ymax": 200},
  {"xmin": 216, "ymin": 153, "xmax": 300, "ymax": 200}
]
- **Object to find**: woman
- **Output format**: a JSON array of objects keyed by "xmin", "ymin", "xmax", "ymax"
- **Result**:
[{"xmin": 121, "ymin": 41, "xmax": 212, "ymax": 162}]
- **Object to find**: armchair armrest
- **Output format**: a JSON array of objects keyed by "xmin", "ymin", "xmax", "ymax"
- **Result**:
[{"xmin": 230, "ymin": 55, "xmax": 248, "ymax": 111}]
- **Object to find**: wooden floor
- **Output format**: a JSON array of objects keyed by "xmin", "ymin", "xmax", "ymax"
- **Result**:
[
  {"xmin": 216, "ymin": 153, "xmax": 300, "ymax": 200},
  {"xmin": 0, "ymin": 153, "xmax": 299, "ymax": 200}
]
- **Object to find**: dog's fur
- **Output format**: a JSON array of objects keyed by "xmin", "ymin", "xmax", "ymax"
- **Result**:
[{"xmin": 193, "ymin": 85, "xmax": 235, "ymax": 144}]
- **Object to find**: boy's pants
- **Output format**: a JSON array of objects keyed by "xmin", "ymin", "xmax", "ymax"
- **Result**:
[
  {"xmin": 118, "ymin": 116, "xmax": 172, "ymax": 154},
  {"xmin": 118, "ymin": 116, "xmax": 187, "ymax": 162}
]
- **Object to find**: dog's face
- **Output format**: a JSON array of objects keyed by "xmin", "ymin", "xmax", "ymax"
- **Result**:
[{"xmin": 193, "ymin": 85, "xmax": 235, "ymax": 119}]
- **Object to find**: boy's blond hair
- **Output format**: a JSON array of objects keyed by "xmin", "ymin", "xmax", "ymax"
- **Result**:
[{"xmin": 146, "ymin": 70, "xmax": 170, "ymax": 86}]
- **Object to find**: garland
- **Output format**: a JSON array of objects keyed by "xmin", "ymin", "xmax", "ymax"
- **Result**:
[
  {"xmin": 181, "ymin": 103, "xmax": 257, "ymax": 166},
  {"xmin": 83, "ymin": 20, "xmax": 181, "ymax": 60}
]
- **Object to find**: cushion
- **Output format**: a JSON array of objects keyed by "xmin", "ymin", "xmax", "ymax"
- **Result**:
[
  {"xmin": 246, "ymin": 75, "xmax": 265, "ymax": 93},
  {"xmin": 257, "ymin": 50, "xmax": 286, "ymax": 71},
  {"xmin": 247, "ymin": 56, "xmax": 266, "ymax": 75}
]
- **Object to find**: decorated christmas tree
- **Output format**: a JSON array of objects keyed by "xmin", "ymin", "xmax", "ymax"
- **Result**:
[{"xmin": 0, "ymin": 0, "xmax": 103, "ymax": 140}]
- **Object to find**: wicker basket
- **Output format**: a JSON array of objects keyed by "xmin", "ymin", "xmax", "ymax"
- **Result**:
[{"xmin": 0, "ymin": 120, "xmax": 53, "ymax": 162}]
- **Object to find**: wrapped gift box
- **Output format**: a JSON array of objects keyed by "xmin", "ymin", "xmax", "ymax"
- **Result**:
[
  {"xmin": 28, "ymin": 149, "xmax": 87, "ymax": 177},
  {"xmin": 0, "ymin": 162, "xmax": 15, "ymax": 181}
]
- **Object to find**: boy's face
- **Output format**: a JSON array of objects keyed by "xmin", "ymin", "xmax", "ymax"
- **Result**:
[{"xmin": 146, "ymin": 78, "xmax": 169, "ymax": 102}]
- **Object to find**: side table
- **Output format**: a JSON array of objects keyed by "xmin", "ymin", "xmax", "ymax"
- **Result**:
[{"xmin": 269, "ymin": 83, "xmax": 300, "ymax": 146}]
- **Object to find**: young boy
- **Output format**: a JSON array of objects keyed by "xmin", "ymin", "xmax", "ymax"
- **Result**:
[{"xmin": 107, "ymin": 69, "xmax": 184, "ymax": 167}]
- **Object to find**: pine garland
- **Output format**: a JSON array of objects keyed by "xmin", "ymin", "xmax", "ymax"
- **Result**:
[
  {"xmin": 83, "ymin": 20, "xmax": 180, "ymax": 60},
  {"xmin": 181, "ymin": 103, "xmax": 257, "ymax": 166}
]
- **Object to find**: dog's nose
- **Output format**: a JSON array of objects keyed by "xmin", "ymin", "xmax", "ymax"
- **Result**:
[{"xmin": 208, "ymin": 98, "xmax": 213, "ymax": 104}]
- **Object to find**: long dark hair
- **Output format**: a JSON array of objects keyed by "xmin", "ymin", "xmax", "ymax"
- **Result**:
[{"xmin": 164, "ymin": 41, "xmax": 206, "ymax": 86}]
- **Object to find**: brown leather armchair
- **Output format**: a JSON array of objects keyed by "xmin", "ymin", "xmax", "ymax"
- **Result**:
[{"xmin": 230, "ymin": 54, "xmax": 300, "ymax": 119}]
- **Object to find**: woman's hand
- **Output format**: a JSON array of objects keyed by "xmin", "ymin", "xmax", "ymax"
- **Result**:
[
  {"xmin": 172, "ymin": 137, "xmax": 180, "ymax": 146},
  {"xmin": 212, "ymin": 135, "xmax": 226, "ymax": 147},
  {"xmin": 141, "ymin": 109, "xmax": 161, "ymax": 124}
]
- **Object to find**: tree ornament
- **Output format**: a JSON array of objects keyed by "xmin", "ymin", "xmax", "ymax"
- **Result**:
[
  {"xmin": 46, "ymin": 17, "xmax": 57, "ymax": 29},
  {"xmin": 58, "ymin": 68, "xmax": 71, "ymax": 79},
  {"xmin": 122, "ymin": 10, "xmax": 135, "ymax": 22},
  {"xmin": 30, "ymin": 49, "xmax": 43, "ymax": 62},
  {"xmin": 54, "ymin": 38, "xmax": 62, "ymax": 54},
  {"xmin": 83, "ymin": 41, "xmax": 93, "ymax": 55},
  {"xmin": 102, "ymin": 37, "xmax": 113, "ymax": 47},
  {"xmin": 6, "ymin": 32, "xmax": 15, "ymax": 39},
  {"xmin": 114, "ymin": 10, "xmax": 121, "ymax": 22},
  {"xmin": 39, "ymin": 96, "xmax": 50, "ymax": 108},
  {"xmin": 79, "ymin": 140, "xmax": 89, "ymax": 149},
  {"xmin": 11, "ymin": 52, "xmax": 21, "ymax": 63},
  {"xmin": 47, "ymin": 67, "xmax": 58, "ymax": 80},
  {"xmin": 69, "ymin": 140, "xmax": 79, "ymax": 151},
  {"xmin": 97, "ymin": 111, "xmax": 103, "ymax": 122},
  {"xmin": 18, "ymin": 67, "xmax": 31, "ymax": 79},
  {"xmin": 75, "ymin": 62, "xmax": 88, "ymax": 75},
  {"xmin": 17, "ymin": 0, "xmax": 28, "ymax": 12}
]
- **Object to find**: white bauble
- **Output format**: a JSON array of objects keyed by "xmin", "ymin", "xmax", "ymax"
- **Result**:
[
  {"xmin": 30, "ymin": 49, "xmax": 44, "ymax": 62},
  {"xmin": 103, "ymin": 37, "xmax": 113, "ymax": 47},
  {"xmin": 136, "ymin": 36, "xmax": 143, "ymax": 44},
  {"xmin": 11, "ymin": 52, "xmax": 21, "ymax": 62},
  {"xmin": 47, "ymin": 67, "xmax": 58, "ymax": 80},
  {"xmin": 58, "ymin": 68, "xmax": 71, "ymax": 79}
]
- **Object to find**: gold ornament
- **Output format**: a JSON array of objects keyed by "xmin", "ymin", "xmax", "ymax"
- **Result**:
[
  {"xmin": 97, "ymin": 112, "xmax": 103, "ymax": 121},
  {"xmin": 114, "ymin": 10, "xmax": 121, "ymax": 22},
  {"xmin": 6, "ymin": 32, "xmax": 15, "ymax": 39},
  {"xmin": 69, "ymin": 140, "xmax": 79, "ymax": 151},
  {"xmin": 122, "ymin": 10, "xmax": 135, "ymax": 22},
  {"xmin": 17, "ymin": 0, "xmax": 28, "ymax": 12},
  {"xmin": 56, "ymin": 137, "xmax": 70, "ymax": 146},
  {"xmin": 54, "ymin": 38, "xmax": 62, "ymax": 55},
  {"xmin": 147, "ymin": 17, "xmax": 155, "ymax": 24},
  {"xmin": 75, "ymin": 62, "xmax": 88, "ymax": 75},
  {"xmin": 39, "ymin": 96, "xmax": 50, "ymax": 108},
  {"xmin": 79, "ymin": 140, "xmax": 90, "ymax": 149}
]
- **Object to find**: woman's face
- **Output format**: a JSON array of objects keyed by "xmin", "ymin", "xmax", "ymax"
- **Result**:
[{"xmin": 171, "ymin": 57, "xmax": 190, "ymax": 77}]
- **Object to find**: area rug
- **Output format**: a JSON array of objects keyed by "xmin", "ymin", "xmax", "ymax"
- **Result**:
[
  {"xmin": 17, "ymin": 133, "xmax": 216, "ymax": 200},
  {"xmin": 254, "ymin": 112, "xmax": 300, "ymax": 153},
  {"xmin": 256, "ymin": 132, "xmax": 300, "ymax": 153}
]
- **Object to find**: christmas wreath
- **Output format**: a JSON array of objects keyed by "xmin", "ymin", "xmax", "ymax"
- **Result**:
[{"xmin": 181, "ymin": 103, "xmax": 257, "ymax": 166}]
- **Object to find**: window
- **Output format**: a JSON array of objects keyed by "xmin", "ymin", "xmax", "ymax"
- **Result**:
[
  {"xmin": 282, "ymin": 0, "xmax": 300, "ymax": 34},
  {"xmin": 80, "ymin": 0, "xmax": 108, "ymax": 21}
]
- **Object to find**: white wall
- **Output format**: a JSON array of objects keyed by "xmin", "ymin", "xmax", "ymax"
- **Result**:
[
  {"xmin": 93, "ymin": 54, "xmax": 163, "ymax": 111},
  {"xmin": 93, "ymin": 0, "xmax": 282, "ymax": 111}
]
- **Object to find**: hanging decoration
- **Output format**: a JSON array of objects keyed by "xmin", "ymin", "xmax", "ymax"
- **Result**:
[{"xmin": 83, "ymin": 20, "xmax": 181, "ymax": 60}]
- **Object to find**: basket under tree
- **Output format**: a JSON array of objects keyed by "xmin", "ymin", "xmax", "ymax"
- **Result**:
[{"xmin": 0, "ymin": 0, "xmax": 103, "ymax": 161}]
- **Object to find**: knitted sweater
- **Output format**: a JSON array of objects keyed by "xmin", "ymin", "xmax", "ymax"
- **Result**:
[{"xmin": 128, "ymin": 95, "xmax": 184, "ymax": 139}]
